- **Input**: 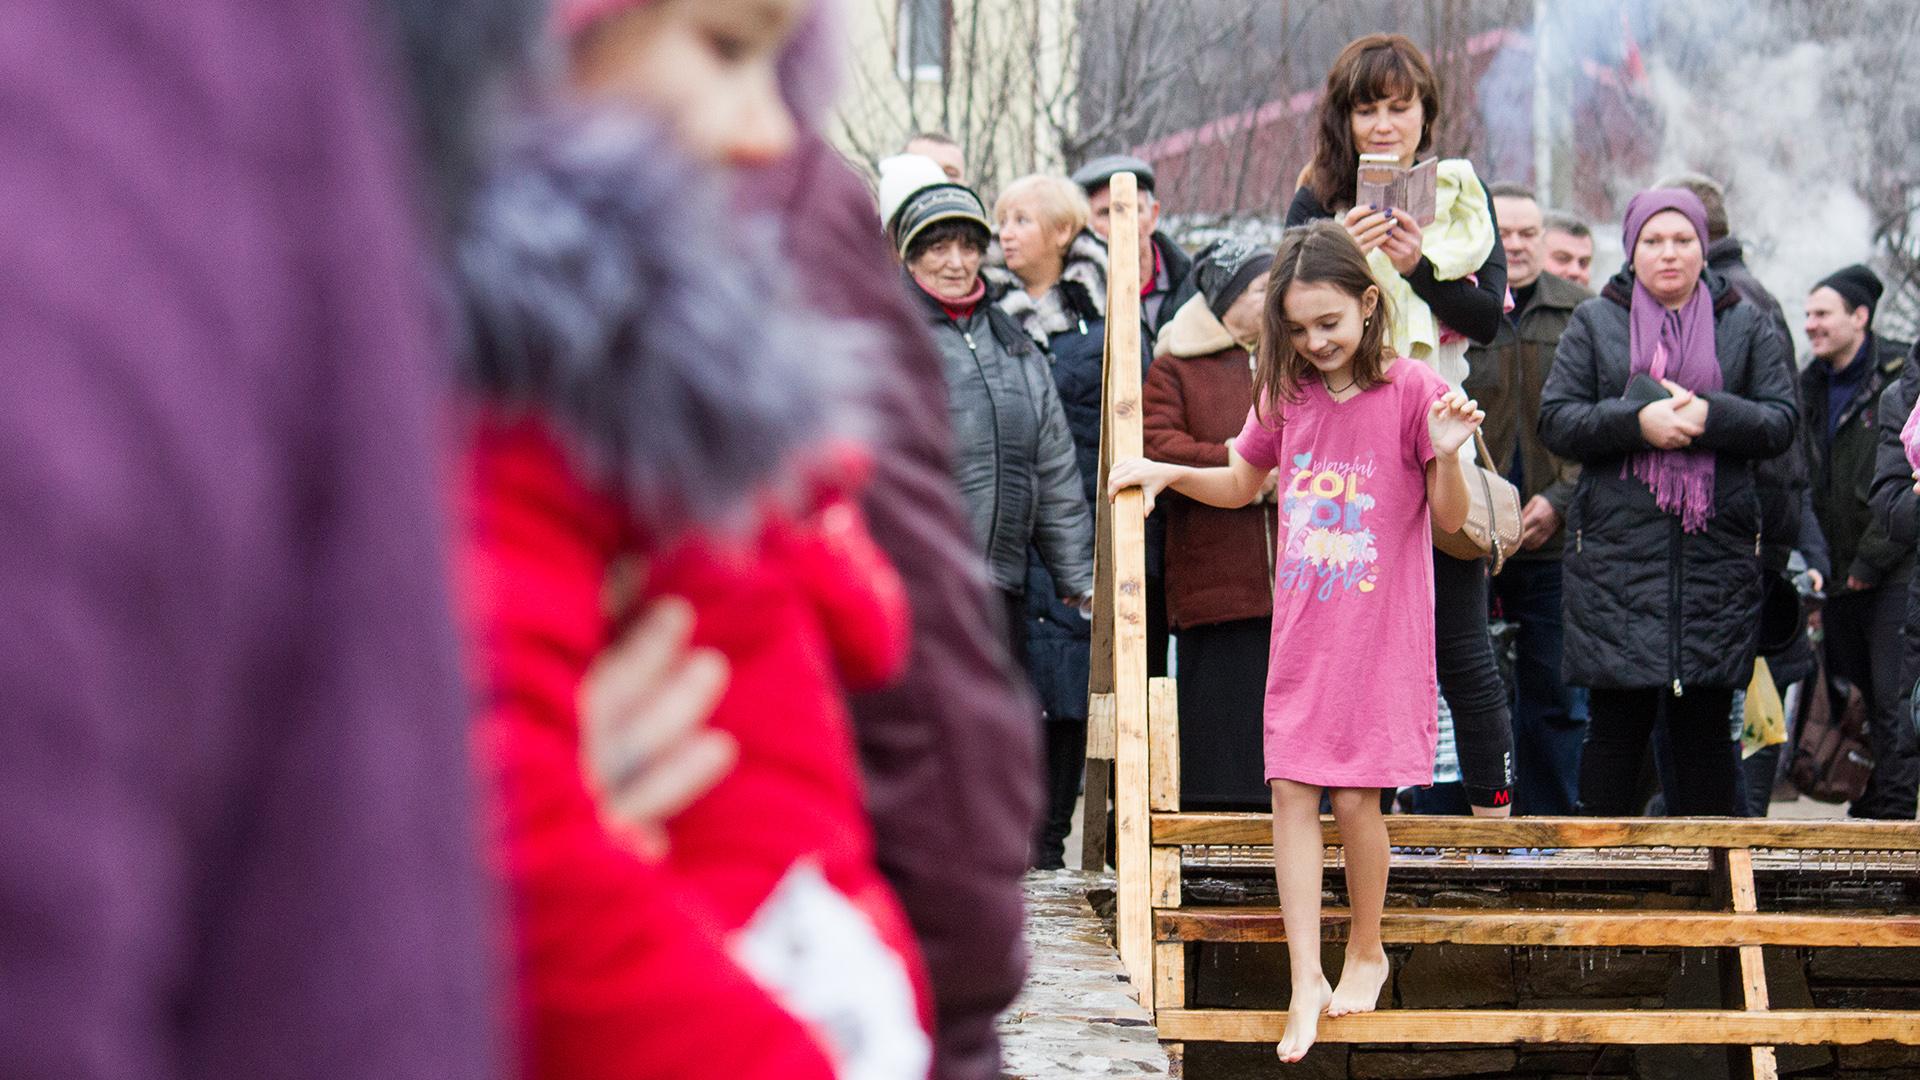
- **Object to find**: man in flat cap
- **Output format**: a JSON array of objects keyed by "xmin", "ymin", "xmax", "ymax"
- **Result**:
[
  {"xmin": 1072, "ymin": 154, "xmax": 1197, "ymax": 342},
  {"xmin": 1802, "ymin": 262, "xmax": 1918, "ymax": 818},
  {"xmin": 1069, "ymin": 153, "xmax": 1191, "ymax": 691}
]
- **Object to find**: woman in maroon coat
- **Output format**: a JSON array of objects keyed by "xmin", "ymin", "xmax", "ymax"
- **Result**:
[{"xmin": 1145, "ymin": 240, "xmax": 1280, "ymax": 809}]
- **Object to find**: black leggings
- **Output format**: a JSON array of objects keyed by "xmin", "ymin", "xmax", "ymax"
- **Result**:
[
  {"xmin": 1435, "ymin": 550, "xmax": 1514, "ymax": 808},
  {"xmin": 1580, "ymin": 687, "xmax": 1739, "ymax": 816}
]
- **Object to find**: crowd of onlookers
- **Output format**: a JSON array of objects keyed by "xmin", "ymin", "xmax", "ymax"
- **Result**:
[
  {"xmin": 4, "ymin": 6, "xmax": 1918, "ymax": 1080},
  {"xmin": 876, "ymin": 34, "xmax": 1919, "ymax": 835}
]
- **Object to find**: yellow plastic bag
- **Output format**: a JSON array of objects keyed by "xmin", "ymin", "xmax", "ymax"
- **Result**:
[{"xmin": 1741, "ymin": 657, "xmax": 1787, "ymax": 759}]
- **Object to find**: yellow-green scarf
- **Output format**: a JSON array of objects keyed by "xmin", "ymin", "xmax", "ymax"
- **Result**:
[{"xmin": 1366, "ymin": 159, "xmax": 1495, "ymax": 386}]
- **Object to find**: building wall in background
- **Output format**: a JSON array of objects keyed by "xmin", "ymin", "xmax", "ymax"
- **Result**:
[{"xmin": 834, "ymin": 0, "xmax": 1077, "ymax": 200}]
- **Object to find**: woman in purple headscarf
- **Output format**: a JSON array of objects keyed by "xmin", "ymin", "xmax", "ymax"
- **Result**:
[{"xmin": 1539, "ymin": 188, "xmax": 1798, "ymax": 816}]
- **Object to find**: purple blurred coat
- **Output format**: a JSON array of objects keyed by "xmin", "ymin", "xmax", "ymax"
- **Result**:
[{"xmin": 0, "ymin": 4, "xmax": 496, "ymax": 1078}]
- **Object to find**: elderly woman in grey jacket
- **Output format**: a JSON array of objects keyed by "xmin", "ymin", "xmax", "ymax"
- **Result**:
[{"xmin": 885, "ymin": 172, "xmax": 1096, "ymax": 662}]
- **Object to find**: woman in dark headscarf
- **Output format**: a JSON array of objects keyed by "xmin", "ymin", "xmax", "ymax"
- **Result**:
[{"xmin": 1539, "ymin": 188, "xmax": 1798, "ymax": 816}]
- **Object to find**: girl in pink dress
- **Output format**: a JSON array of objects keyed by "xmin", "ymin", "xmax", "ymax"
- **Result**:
[{"xmin": 1110, "ymin": 220, "xmax": 1483, "ymax": 1063}]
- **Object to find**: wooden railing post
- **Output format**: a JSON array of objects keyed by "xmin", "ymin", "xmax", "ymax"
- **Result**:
[
  {"xmin": 1712, "ymin": 845, "xmax": 1779, "ymax": 1080},
  {"xmin": 1088, "ymin": 171, "xmax": 1153, "ymax": 1001}
]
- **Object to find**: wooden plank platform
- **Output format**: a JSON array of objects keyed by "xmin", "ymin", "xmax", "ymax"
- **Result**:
[
  {"xmin": 1152, "ymin": 812, "xmax": 1920, "ymax": 851},
  {"xmin": 1180, "ymin": 843, "xmax": 1920, "ymax": 880},
  {"xmin": 1154, "ymin": 906, "xmax": 1920, "ymax": 947},
  {"xmin": 1154, "ymin": 1008, "xmax": 1920, "ymax": 1046}
]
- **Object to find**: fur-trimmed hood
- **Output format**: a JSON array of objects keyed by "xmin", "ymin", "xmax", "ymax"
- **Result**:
[
  {"xmin": 983, "ymin": 230, "xmax": 1108, "ymax": 346},
  {"xmin": 1155, "ymin": 291, "xmax": 1247, "ymax": 359},
  {"xmin": 454, "ymin": 111, "xmax": 868, "ymax": 538}
]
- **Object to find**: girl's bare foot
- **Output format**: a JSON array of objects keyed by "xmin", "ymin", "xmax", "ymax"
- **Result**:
[
  {"xmin": 1276, "ymin": 975, "xmax": 1333, "ymax": 1063},
  {"xmin": 1327, "ymin": 946, "xmax": 1390, "ymax": 1017}
]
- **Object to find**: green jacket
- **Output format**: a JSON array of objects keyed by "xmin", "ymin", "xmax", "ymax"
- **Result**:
[
  {"xmin": 1801, "ymin": 332, "xmax": 1912, "ymax": 588},
  {"xmin": 1463, "ymin": 271, "xmax": 1590, "ymax": 560}
]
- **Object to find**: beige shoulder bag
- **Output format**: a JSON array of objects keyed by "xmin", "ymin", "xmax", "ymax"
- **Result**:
[{"xmin": 1432, "ymin": 429, "xmax": 1523, "ymax": 574}]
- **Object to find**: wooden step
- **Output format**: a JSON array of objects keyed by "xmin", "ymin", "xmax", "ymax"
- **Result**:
[
  {"xmin": 1152, "ymin": 813, "xmax": 1920, "ymax": 851},
  {"xmin": 1154, "ymin": 1008, "xmax": 1920, "ymax": 1046},
  {"xmin": 1155, "ymin": 906, "xmax": 1920, "ymax": 948}
]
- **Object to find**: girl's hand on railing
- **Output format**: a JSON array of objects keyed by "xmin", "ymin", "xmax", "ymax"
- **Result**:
[{"xmin": 1108, "ymin": 457, "xmax": 1179, "ymax": 517}]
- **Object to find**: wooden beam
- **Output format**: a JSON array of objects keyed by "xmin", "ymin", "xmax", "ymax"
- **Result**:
[
  {"xmin": 1154, "ymin": 941, "xmax": 1187, "ymax": 1010},
  {"xmin": 1712, "ymin": 847, "xmax": 1778, "ymax": 1080},
  {"xmin": 1080, "ymin": 760, "xmax": 1111, "ymax": 871},
  {"xmin": 1152, "ymin": 907, "xmax": 1920, "ymax": 948},
  {"xmin": 1148, "ymin": 677, "xmax": 1180, "ymax": 812},
  {"xmin": 1100, "ymin": 171, "xmax": 1152, "ymax": 999},
  {"xmin": 1150, "ymin": 812, "xmax": 1920, "ymax": 851},
  {"xmin": 1080, "ymin": 695, "xmax": 1115, "ymax": 873},
  {"xmin": 1153, "ymin": 1008, "xmax": 1920, "ymax": 1046},
  {"xmin": 1086, "ymin": 692, "xmax": 1116, "ymax": 761}
]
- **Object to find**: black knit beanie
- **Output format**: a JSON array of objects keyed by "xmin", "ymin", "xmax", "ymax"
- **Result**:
[
  {"xmin": 1195, "ymin": 237, "xmax": 1275, "ymax": 319},
  {"xmin": 1817, "ymin": 263, "xmax": 1884, "ymax": 321}
]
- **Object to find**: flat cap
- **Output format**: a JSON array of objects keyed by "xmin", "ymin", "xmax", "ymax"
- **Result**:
[{"xmin": 1070, "ymin": 154, "xmax": 1156, "ymax": 195}]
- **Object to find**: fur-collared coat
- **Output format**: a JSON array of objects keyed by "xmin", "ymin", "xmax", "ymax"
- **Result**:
[{"xmin": 457, "ymin": 115, "xmax": 931, "ymax": 1080}]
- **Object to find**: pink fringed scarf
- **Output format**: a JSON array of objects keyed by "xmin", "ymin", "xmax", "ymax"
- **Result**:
[{"xmin": 1622, "ymin": 189, "xmax": 1721, "ymax": 533}]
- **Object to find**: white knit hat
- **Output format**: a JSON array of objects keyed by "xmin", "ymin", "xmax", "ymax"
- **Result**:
[{"xmin": 876, "ymin": 154, "xmax": 952, "ymax": 231}]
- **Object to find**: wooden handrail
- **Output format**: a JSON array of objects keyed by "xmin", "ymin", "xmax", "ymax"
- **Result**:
[
  {"xmin": 1088, "ymin": 172, "xmax": 1151, "ymax": 994},
  {"xmin": 1154, "ymin": 907, "xmax": 1920, "ymax": 948},
  {"xmin": 1151, "ymin": 812, "xmax": 1920, "ymax": 851},
  {"xmin": 1154, "ymin": 1008, "xmax": 1920, "ymax": 1047}
]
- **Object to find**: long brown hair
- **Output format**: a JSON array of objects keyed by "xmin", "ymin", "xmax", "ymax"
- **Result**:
[
  {"xmin": 1306, "ymin": 34, "xmax": 1440, "ymax": 213},
  {"xmin": 1252, "ymin": 221, "xmax": 1396, "ymax": 422}
]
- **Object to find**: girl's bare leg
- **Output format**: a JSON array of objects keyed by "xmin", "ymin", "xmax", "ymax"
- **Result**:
[
  {"xmin": 1326, "ymin": 786, "xmax": 1392, "ymax": 1016},
  {"xmin": 1271, "ymin": 779, "xmax": 1334, "ymax": 1062}
]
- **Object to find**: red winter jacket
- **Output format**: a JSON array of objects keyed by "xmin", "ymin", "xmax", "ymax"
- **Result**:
[{"xmin": 464, "ymin": 413, "xmax": 930, "ymax": 1080}]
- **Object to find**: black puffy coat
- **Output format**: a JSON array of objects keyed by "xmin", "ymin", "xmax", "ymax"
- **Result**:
[
  {"xmin": 1868, "ymin": 351, "xmax": 1920, "ymax": 682},
  {"xmin": 1539, "ymin": 268, "xmax": 1799, "ymax": 692}
]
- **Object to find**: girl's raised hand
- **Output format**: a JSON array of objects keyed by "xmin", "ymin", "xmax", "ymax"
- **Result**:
[
  {"xmin": 1108, "ymin": 456, "xmax": 1179, "ymax": 517},
  {"xmin": 1427, "ymin": 390, "xmax": 1485, "ymax": 458},
  {"xmin": 1341, "ymin": 204, "xmax": 1394, "ymax": 256}
]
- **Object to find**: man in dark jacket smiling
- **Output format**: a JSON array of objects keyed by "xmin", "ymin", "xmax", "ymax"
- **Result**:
[{"xmin": 1803, "ymin": 263, "xmax": 1915, "ymax": 818}]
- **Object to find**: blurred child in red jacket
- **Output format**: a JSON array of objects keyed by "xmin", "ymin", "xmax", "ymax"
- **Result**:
[{"xmin": 458, "ymin": 1, "xmax": 933, "ymax": 1076}]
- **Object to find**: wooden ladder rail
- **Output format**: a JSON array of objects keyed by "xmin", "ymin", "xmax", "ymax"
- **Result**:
[
  {"xmin": 1712, "ymin": 845, "xmax": 1777, "ymax": 1080},
  {"xmin": 1085, "ymin": 170, "xmax": 1152, "ymax": 995}
]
